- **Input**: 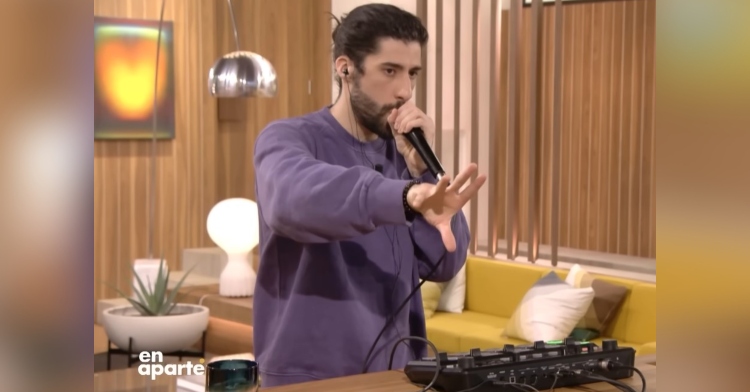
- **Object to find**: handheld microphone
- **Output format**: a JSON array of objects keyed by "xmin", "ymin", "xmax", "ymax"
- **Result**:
[{"xmin": 404, "ymin": 128, "xmax": 445, "ymax": 180}]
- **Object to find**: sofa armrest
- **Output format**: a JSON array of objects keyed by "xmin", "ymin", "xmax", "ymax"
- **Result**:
[{"xmin": 637, "ymin": 341, "xmax": 656, "ymax": 356}]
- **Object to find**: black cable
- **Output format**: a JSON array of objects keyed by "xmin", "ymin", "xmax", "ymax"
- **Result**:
[
  {"xmin": 342, "ymin": 67, "xmax": 452, "ymax": 379},
  {"xmin": 387, "ymin": 336, "xmax": 440, "ymax": 392},
  {"xmin": 344, "ymin": 77, "xmax": 415, "ymax": 367},
  {"xmin": 613, "ymin": 364, "xmax": 646, "ymax": 392},
  {"xmin": 549, "ymin": 373, "xmax": 559, "ymax": 391},
  {"xmin": 579, "ymin": 372, "xmax": 637, "ymax": 392},
  {"xmin": 387, "ymin": 230, "xmax": 414, "ymax": 358},
  {"xmin": 551, "ymin": 368, "xmax": 635, "ymax": 392},
  {"xmin": 387, "ymin": 336, "xmax": 435, "ymax": 371},
  {"xmin": 361, "ymin": 251, "xmax": 447, "ymax": 373}
]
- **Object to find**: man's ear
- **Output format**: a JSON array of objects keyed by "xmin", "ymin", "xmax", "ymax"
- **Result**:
[{"xmin": 334, "ymin": 56, "xmax": 351, "ymax": 80}]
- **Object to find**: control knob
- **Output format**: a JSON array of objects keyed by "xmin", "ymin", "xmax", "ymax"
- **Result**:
[
  {"xmin": 602, "ymin": 339, "xmax": 618, "ymax": 351},
  {"xmin": 457, "ymin": 356, "xmax": 475, "ymax": 369}
]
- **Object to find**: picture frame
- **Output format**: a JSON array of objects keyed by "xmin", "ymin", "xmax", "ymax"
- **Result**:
[{"xmin": 94, "ymin": 16, "xmax": 175, "ymax": 140}]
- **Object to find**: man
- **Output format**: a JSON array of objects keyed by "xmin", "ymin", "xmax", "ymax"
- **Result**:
[{"xmin": 252, "ymin": 4, "xmax": 486, "ymax": 387}]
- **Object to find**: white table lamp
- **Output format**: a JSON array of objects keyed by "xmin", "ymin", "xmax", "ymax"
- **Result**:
[{"xmin": 206, "ymin": 198, "xmax": 260, "ymax": 297}]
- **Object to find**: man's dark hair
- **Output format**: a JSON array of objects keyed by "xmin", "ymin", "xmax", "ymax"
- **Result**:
[{"xmin": 330, "ymin": 4, "xmax": 428, "ymax": 93}]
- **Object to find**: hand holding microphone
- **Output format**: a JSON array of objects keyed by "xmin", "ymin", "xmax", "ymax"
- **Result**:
[
  {"xmin": 388, "ymin": 102, "xmax": 443, "ymax": 179},
  {"xmin": 403, "ymin": 128, "xmax": 445, "ymax": 180}
]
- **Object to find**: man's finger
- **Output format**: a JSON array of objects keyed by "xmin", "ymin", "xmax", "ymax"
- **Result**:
[
  {"xmin": 395, "ymin": 111, "xmax": 421, "ymax": 134},
  {"xmin": 447, "ymin": 163, "xmax": 477, "ymax": 193},
  {"xmin": 401, "ymin": 119, "xmax": 424, "ymax": 135},
  {"xmin": 439, "ymin": 224, "xmax": 456, "ymax": 252},
  {"xmin": 434, "ymin": 174, "xmax": 451, "ymax": 195},
  {"xmin": 459, "ymin": 174, "xmax": 488, "ymax": 203},
  {"xmin": 387, "ymin": 109, "xmax": 398, "ymax": 127}
]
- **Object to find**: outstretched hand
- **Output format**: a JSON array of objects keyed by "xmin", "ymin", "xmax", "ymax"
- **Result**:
[{"xmin": 406, "ymin": 163, "xmax": 487, "ymax": 252}]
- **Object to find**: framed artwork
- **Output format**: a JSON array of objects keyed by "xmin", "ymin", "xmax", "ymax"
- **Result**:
[{"xmin": 94, "ymin": 16, "xmax": 175, "ymax": 140}]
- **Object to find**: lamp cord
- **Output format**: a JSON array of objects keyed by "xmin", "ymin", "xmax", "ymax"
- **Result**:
[
  {"xmin": 150, "ymin": 0, "xmax": 243, "ymax": 260},
  {"xmin": 226, "ymin": 0, "xmax": 241, "ymax": 52},
  {"xmin": 149, "ymin": 0, "xmax": 167, "ymax": 260}
]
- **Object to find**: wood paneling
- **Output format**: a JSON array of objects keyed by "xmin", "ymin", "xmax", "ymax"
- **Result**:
[
  {"xmin": 497, "ymin": 0, "xmax": 655, "ymax": 258},
  {"xmin": 215, "ymin": 0, "xmax": 333, "ymax": 200},
  {"xmin": 94, "ymin": 0, "xmax": 217, "ymax": 311},
  {"xmin": 94, "ymin": 0, "xmax": 331, "ymax": 310}
]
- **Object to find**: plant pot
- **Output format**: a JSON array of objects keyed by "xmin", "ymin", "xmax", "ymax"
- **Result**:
[{"xmin": 102, "ymin": 304, "xmax": 209, "ymax": 353}]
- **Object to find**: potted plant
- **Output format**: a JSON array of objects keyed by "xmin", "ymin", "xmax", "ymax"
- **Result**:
[{"xmin": 102, "ymin": 259, "xmax": 209, "ymax": 353}]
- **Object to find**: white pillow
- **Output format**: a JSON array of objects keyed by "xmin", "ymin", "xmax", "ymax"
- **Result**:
[
  {"xmin": 435, "ymin": 263, "xmax": 466, "ymax": 313},
  {"xmin": 504, "ymin": 272, "xmax": 595, "ymax": 342}
]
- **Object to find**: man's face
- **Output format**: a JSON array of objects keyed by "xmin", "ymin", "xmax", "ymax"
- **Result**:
[{"xmin": 348, "ymin": 38, "xmax": 422, "ymax": 140}]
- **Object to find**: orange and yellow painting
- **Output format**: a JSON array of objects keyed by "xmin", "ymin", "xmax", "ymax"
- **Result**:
[{"xmin": 95, "ymin": 16, "xmax": 175, "ymax": 140}]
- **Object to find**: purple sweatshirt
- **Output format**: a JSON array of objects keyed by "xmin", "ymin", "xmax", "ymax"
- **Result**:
[{"xmin": 252, "ymin": 107, "xmax": 469, "ymax": 387}]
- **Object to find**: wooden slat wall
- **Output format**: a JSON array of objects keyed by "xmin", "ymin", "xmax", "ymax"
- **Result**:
[
  {"xmin": 93, "ymin": 0, "xmax": 331, "ymax": 310},
  {"xmin": 496, "ymin": 0, "xmax": 655, "ymax": 258}
]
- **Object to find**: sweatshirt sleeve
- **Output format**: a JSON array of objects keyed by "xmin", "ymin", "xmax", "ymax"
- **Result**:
[
  {"xmin": 254, "ymin": 122, "xmax": 411, "ymax": 243},
  {"xmin": 406, "ymin": 171, "xmax": 470, "ymax": 282}
]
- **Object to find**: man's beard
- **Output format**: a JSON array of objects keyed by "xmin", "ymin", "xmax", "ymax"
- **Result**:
[{"xmin": 349, "ymin": 80, "xmax": 401, "ymax": 140}]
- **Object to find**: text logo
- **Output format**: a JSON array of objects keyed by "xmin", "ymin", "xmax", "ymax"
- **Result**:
[{"xmin": 137, "ymin": 351, "xmax": 205, "ymax": 380}]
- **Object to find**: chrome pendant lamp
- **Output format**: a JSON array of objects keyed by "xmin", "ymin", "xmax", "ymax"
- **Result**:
[
  {"xmin": 140, "ymin": 0, "xmax": 276, "ymax": 278},
  {"xmin": 208, "ymin": 0, "xmax": 278, "ymax": 98}
]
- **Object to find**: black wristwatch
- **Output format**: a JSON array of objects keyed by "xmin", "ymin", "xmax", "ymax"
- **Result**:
[{"xmin": 402, "ymin": 179, "xmax": 421, "ymax": 222}]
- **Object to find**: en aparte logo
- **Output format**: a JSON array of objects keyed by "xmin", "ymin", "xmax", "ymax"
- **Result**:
[{"xmin": 137, "ymin": 351, "xmax": 205, "ymax": 380}]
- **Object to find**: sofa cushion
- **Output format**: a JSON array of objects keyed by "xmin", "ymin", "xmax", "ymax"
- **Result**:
[
  {"xmin": 564, "ymin": 271, "xmax": 641, "ymax": 343},
  {"xmin": 421, "ymin": 281, "xmax": 443, "ymax": 319},
  {"xmin": 425, "ymin": 325, "xmax": 461, "ymax": 353},
  {"xmin": 637, "ymin": 341, "xmax": 657, "ymax": 356},
  {"xmin": 504, "ymin": 272, "xmax": 595, "ymax": 342},
  {"xmin": 436, "ymin": 264, "xmax": 467, "ymax": 313},
  {"xmin": 425, "ymin": 311, "xmax": 509, "ymax": 353},
  {"xmin": 465, "ymin": 257, "xmax": 547, "ymax": 318},
  {"xmin": 565, "ymin": 264, "xmax": 629, "ymax": 339},
  {"xmin": 622, "ymin": 284, "xmax": 657, "ymax": 344}
]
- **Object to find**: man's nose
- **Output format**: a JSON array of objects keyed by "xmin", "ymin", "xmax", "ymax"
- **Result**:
[{"xmin": 395, "ymin": 76, "xmax": 413, "ymax": 102}]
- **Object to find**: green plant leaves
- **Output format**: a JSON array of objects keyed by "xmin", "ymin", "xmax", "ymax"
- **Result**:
[
  {"xmin": 104, "ymin": 257, "xmax": 198, "ymax": 317},
  {"xmin": 163, "ymin": 264, "xmax": 195, "ymax": 315}
]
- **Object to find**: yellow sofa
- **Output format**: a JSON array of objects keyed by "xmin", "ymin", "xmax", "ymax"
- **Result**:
[{"xmin": 424, "ymin": 256, "xmax": 656, "ymax": 356}]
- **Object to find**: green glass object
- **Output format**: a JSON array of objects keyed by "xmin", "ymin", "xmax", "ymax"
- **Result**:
[{"xmin": 205, "ymin": 359, "xmax": 259, "ymax": 392}]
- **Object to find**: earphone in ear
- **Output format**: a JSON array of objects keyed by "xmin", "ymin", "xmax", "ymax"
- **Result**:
[{"xmin": 343, "ymin": 67, "xmax": 349, "ymax": 76}]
